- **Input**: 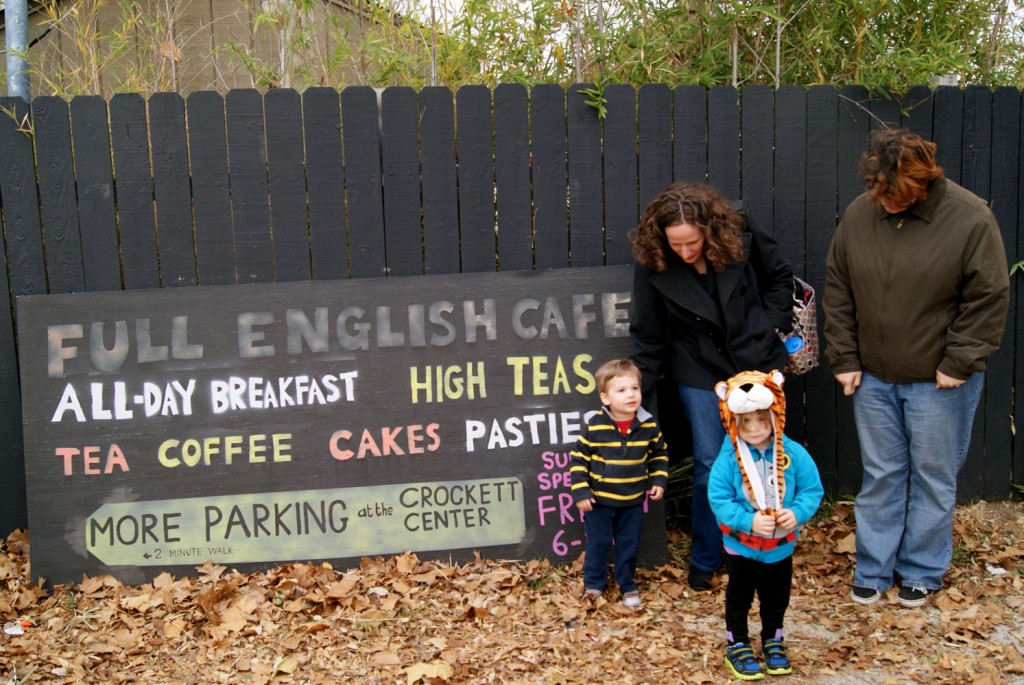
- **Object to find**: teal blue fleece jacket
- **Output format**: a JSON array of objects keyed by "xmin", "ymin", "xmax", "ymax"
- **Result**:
[{"xmin": 708, "ymin": 433, "xmax": 823, "ymax": 564}]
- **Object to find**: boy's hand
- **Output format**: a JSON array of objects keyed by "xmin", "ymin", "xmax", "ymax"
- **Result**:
[
  {"xmin": 775, "ymin": 508, "xmax": 797, "ymax": 529},
  {"xmin": 648, "ymin": 485, "xmax": 665, "ymax": 501},
  {"xmin": 576, "ymin": 498, "xmax": 595, "ymax": 513},
  {"xmin": 752, "ymin": 512, "xmax": 776, "ymax": 536}
]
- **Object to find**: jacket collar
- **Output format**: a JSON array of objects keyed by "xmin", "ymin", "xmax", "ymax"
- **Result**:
[
  {"xmin": 648, "ymin": 233, "xmax": 751, "ymax": 325},
  {"xmin": 875, "ymin": 176, "xmax": 947, "ymax": 223}
]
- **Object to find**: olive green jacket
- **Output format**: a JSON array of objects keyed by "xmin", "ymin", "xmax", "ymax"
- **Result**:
[{"xmin": 824, "ymin": 177, "xmax": 1009, "ymax": 383}]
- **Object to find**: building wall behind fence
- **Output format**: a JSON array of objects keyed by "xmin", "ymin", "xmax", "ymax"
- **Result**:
[{"xmin": 0, "ymin": 83, "xmax": 1021, "ymax": 535}]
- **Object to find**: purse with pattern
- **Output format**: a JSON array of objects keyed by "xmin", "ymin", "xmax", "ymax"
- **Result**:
[{"xmin": 782, "ymin": 276, "xmax": 819, "ymax": 375}]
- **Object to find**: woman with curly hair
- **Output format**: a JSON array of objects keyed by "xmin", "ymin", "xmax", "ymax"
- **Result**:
[{"xmin": 629, "ymin": 182, "xmax": 795, "ymax": 590}]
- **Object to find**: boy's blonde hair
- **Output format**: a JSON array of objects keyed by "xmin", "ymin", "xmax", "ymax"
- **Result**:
[{"xmin": 595, "ymin": 358, "xmax": 641, "ymax": 395}]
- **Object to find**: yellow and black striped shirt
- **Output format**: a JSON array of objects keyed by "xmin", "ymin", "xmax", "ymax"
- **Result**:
[{"xmin": 570, "ymin": 406, "xmax": 669, "ymax": 507}]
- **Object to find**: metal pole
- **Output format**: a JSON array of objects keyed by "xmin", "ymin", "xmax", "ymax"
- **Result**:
[{"xmin": 5, "ymin": 0, "xmax": 31, "ymax": 100}]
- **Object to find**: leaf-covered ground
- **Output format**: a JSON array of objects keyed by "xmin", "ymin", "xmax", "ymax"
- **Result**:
[{"xmin": 1, "ymin": 501, "xmax": 1022, "ymax": 684}]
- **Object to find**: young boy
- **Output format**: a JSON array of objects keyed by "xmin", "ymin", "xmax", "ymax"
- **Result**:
[
  {"xmin": 709, "ymin": 370, "xmax": 823, "ymax": 680},
  {"xmin": 570, "ymin": 358, "xmax": 669, "ymax": 607}
]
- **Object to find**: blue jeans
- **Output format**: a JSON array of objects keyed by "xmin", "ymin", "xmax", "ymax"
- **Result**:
[
  {"xmin": 582, "ymin": 503, "xmax": 645, "ymax": 592},
  {"xmin": 677, "ymin": 385, "xmax": 725, "ymax": 574},
  {"xmin": 852, "ymin": 372, "xmax": 983, "ymax": 592}
]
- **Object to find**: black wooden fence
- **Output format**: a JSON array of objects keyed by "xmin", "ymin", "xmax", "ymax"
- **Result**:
[{"xmin": 1, "ymin": 83, "xmax": 1022, "ymax": 534}]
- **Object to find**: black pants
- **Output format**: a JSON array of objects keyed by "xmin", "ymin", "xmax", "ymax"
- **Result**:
[{"xmin": 725, "ymin": 553, "xmax": 792, "ymax": 644}]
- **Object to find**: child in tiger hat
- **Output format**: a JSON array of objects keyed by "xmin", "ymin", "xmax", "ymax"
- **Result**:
[{"xmin": 708, "ymin": 370, "xmax": 823, "ymax": 680}]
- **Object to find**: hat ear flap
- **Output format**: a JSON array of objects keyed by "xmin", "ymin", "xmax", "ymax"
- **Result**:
[{"xmin": 715, "ymin": 380, "xmax": 729, "ymax": 401}]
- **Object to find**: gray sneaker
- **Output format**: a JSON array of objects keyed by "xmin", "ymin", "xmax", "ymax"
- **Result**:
[{"xmin": 622, "ymin": 591, "xmax": 642, "ymax": 607}]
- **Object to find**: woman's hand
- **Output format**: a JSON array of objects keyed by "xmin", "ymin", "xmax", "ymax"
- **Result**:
[
  {"xmin": 936, "ymin": 370, "xmax": 966, "ymax": 389},
  {"xmin": 835, "ymin": 370, "xmax": 862, "ymax": 396}
]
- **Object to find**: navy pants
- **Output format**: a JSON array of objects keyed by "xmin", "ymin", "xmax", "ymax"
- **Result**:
[{"xmin": 582, "ymin": 503, "xmax": 645, "ymax": 593}]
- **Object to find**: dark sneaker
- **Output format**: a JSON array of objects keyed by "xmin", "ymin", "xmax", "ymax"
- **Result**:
[
  {"xmin": 851, "ymin": 586, "xmax": 881, "ymax": 605},
  {"xmin": 897, "ymin": 585, "xmax": 931, "ymax": 608},
  {"xmin": 762, "ymin": 638, "xmax": 792, "ymax": 676},
  {"xmin": 724, "ymin": 642, "xmax": 764, "ymax": 681},
  {"xmin": 688, "ymin": 568, "xmax": 714, "ymax": 591}
]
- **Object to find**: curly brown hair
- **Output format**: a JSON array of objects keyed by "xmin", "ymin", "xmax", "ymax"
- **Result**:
[
  {"xmin": 859, "ymin": 128, "xmax": 943, "ymax": 209},
  {"xmin": 629, "ymin": 182, "xmax": 746, "ymax": 272}
]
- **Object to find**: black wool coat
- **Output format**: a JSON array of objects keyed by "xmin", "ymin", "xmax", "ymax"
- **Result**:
[{"xmin": 630, "ymin": 221, "xmax": 794, "ymax": 402}]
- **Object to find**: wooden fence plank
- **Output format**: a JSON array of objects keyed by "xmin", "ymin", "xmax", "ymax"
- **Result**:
[
  {"xmin": 1016, "ymin": 90, "xmax": 1024, "ymax": 493},
  {"xmin": 805, "ymin": 85, "xmax": 840, "ymax": 493},
  {"xmin": 109, "ymin": 93, "xmax": 160, "ymax": 290},
  {"xmin": 958, "ymin": 88, "xmax": 991, "ymax": 499},
  {"xmin": 418, "ymin": 87, "xmax": 460, "ymax": 275},
  {"xmin": 708, "ymin": 86, "xmax": 740, "ymax": 200},
  {"xmin": 774, "ymin": 85, "xmax": 808, "ymax": 442},
  {"xmin": 568, "ymin": 84, "xmax": 604, "ymax": 267},
  {"xmin": 602, "ymin": 84, "xmax": 638, "ymax": 266},
  {"xmin": 740, "ymin": 85, "xmax": 773, "ymax": 228},
  {"xmin": 0, "ymin": 97, "xmax": 47, "ymax": 295},
  {"xmin": 959, "ymin": 86, "xmax": 995, "ymax": 501},
  {"xmin": 932, "ymin": 87, "xmax": 964, "ymax": 185},
  {"xmin": 531, "ymin": 84, "xmax": 568, "ymax": 269},
  {"xmin": 985, "ymin": 86, "xmax": 1018, "ymax": 500},
  {"xmin": 265, "ymin": 88, "xmax": 310, "ymax": 282},
  {"xmin": 494, "ymin": 84, "xmax": 533, "ymax": 271},
  {"xmin": 302, "ymin": 87, "xmax": 347, "ymax": 281},
  {"xmin": 902, "ymin": 86, "xmax": 934, "ymax": 139},
  {"xmin": 638, "ymin": 84, "xmax": 672, "ymax": 215},
  {"xmin": 834, "ymin": 84, "xmax": 870, "ymax": 496},
  {"xmin": 0, "ymin": 96, "xmax": 33, "ymax": 532},
  {"xmin": 673, "ymin": 85, "xmax": 707, "ymax": 187},
  {"xmin": 0, "ymin": 248, "xmax": 23, "ymax": 532},
  {"xmin": 342, "ymin": 86, "xmax": 387, "ymax": 279},
  {"xmin": 456, "ymin": 85, "xmax": 496, "ymax": 273},
  {"xmin": 186, "ymin": 91, "xmax": 235, "ymax": 286},
  {"xmin": 381, "ymin": 87, "xmax": 423, "ymax": 276},
  {"xmin": 70, "ymin": 96, "xmax": 120, "ymax": 291},
  {"xmin": 33, "ymin": 96, "xmax": 84, "ymax": 294},
  {"xmin": 226, "ymin": 89, "xmax": 273, "ymax": 283},
  {"xmin": 149, "ymin": 92, "xmax": 197, "ymax": 287},
  {"xmin": 869, "ymin": 90, "xmax": 900, "ymax": 130}
]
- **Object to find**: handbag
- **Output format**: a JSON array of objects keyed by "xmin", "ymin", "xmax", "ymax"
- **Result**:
[{"xmin": 782, "ymin": 276, "xmax": 819, "ymax": 375}]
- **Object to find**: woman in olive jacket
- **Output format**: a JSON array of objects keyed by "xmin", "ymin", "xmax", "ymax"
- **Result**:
[{"xmin": 629, "ymin": 182, "xmax": 794, "ymax": 590}]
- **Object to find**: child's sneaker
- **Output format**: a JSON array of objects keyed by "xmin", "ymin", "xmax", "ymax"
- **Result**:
[
  {"xmin": 851, "ymin": 585, "xmax": 881, "ymax": 605},
  {"xmin": 897, "ymin": 585, "xmax": 931, "ymax": 608},
  {"xmin": 724, "ymin": 642, "xmax": 764, "ymax": 680},
  {"xmin": 583, "ymin": 588, "xmax": 603, "ymax": 599},
  {"xmin": 621, "ymin": 591, "xmax": 642, "ymax": 607},
  {"xmin": 762, "ymin": 638, "xmax": 792, "ymax": 675}
]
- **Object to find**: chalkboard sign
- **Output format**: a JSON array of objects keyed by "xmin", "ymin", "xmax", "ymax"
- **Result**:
[{"xmin": 17, "ymin": 266, "xmax": 667, "ymax": 586}]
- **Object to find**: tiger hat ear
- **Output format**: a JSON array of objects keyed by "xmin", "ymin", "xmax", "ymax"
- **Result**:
[
  {"xmin": 715, "ymin": 380, "xmax": 729, "ymax": 401},
  {"xmin": 769, "ymin": 370, "xmax": 785, "ymax": 388}
]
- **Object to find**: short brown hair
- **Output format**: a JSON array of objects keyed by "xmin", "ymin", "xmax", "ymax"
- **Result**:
[
  {"xmin": 595, "ymin": 358, "xmax": 641, "ymax": 395},
  {"xmin": 629, "ymin": 182, "xmax": 745, "ymax": 273},
  {"xmin": 859, "ymin": 128, "xmax": 943, "ymax": 209}
]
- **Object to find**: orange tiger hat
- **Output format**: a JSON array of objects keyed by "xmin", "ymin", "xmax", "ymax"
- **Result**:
[{"xmin": 715, "ymin": 370, "xmax": 787, "ymax": 512}]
